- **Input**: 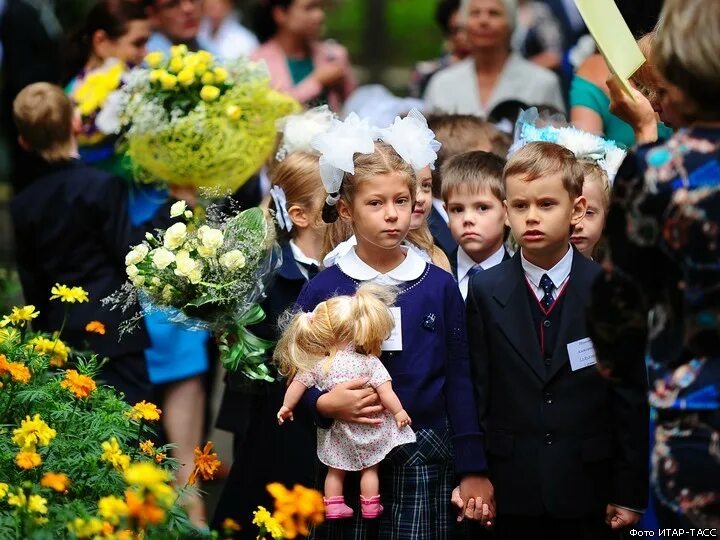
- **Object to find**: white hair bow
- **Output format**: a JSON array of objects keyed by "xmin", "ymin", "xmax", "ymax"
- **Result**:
[
  {"xmin": 379, "ymin": 108, "xmax": 442, "ymax": 171},
  {"xmin": 270, "ymin": 185, "xmax": 293, "ymax": 232},
  {"xmin": 275, "ymin": 105, "xmax": 336, "ymax": 161}
]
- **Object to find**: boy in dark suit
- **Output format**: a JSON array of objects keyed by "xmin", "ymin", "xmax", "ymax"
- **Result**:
[
  {"xmin": 441, "ymin": 150, "xmax": 510, "ymax": 301},
  {"xmin": 465, "ymin": 142, "xmax": 649, "ymax": 538},
  {"xmin": 11, "ymin": 82, "xmax": 185, "ymax": 404}
]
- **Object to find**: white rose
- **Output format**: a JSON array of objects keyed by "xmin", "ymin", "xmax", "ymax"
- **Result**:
[
  {"xmin": 145, "ymin": 232, "xmax": 155, "ymax": 241},
  {"xmin": 174, "ymin": 250, "xmax": 203, "ymax": 284},
  {"xmin": 196, "ymin": 244, "xmax": 217, "ymax": 258},
  {"xmin": 126, "ymin": 264, "xmax": 139, "ymax": 278},
  {"xmin": 184, "ymin": 210, "xmax": 193, "ymax": 219},
  {"xmin": 219, "ymin": 250, "xmax": 246, "ymax": 271},
  {"xmin": 152, "ymin": 248, "xmax": 176, "ymax": 270},
  {"xmin": 125, "ymin": 244, "xmax": 149, "ymax": 266},
  {"xmin": 187, "ymin": 267, "xmax": 203, "ymax": 284},
  {"xmin": 170, "ymin": 200, "xmax": 187, "ymax": 218},
  {"xmin": 163, "ymin": 222, "xmax": 187, "ymax": 250},
  {"xmin": 131, "ymin": 275, "xmax": 145, "ymax": 287},
  {"xmin": 201, "ymin": 227, "xmax": 224, "ymax": 250}
]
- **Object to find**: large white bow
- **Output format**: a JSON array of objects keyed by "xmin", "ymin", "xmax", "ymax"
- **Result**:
[{"xmin": 378, "ymin": 108, "xmax": 442, "ymax": 171}]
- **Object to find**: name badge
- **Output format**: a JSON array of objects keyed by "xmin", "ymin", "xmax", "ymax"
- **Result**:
[
  {"xmin": 567, "ymin": 337, "xmax": 598, "ymax": 371},
  {"xmin": 382, "ymin": 307, "xmax": 403, "ymax": 351}
]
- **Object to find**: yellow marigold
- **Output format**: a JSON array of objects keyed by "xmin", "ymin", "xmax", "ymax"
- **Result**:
[
  {"xmin": 0, "ymin": 483, "xmax": 9, "ymax": 499},
  {"xmin": 267, "ymin": 483, "xmax": 324, "ymax": 538},
  {"xmin": 188, "ymin": 441, "xmax": 221, "ymax": 485},
  {"xmin": 60, "ymin": 369, "xmax": 97, "ymax": 399},
  {"xmin": 13, "ymin": 414, "xmax": 57, "ymax": 450},
  {"xmin": 68, "ymin": 517, "xmax": 104, "ymax": 538},
  {"xmin": 40, "ymin": 472, "xmax": 70, "ymax": 493},
  {"xmin": 144, "ymin": 51, "xmax": 164, "ymax": 68},
  {"xmin": 98, "ymin": 495, "xmax": 129, "ymax": 524},
  {"xmin": 85, "ymin": 321, "xmax": 106, "ymax": 335},
  {"xmin": 7, "ymin": 489, "xmax": 26, "ymax": 508},
  {"xmin": 155, "ymin": 452, "xmax": 166, "ymax": 464},
  {"xmin": 16, "ymin": 450, "xmax": 42, "ymax": 469},
  {"xmin": 124, "ymin": 462, "xmax": 171, "ymax": 489},
  {"xmin": 127, "ymin": 401, "xmax": 162, "ymax": 422},
  {"xmin": 50, "ymin": 284, "xmax": 89, "ymax": 303},
  {"xmin": 139, "ymin": 439, "xmax": 155, "ymax": 456},
  {"xmin": 252, "ymin": 506, "xmax": 284, "ymax": 540},
  {"xmin": 0, "ymin": 305, "xmax": 39, "ymax": 327},
  {"xmin": 125, "ymin": 489, "xmax": 166, "ymax": 528},
  {"xmin": 200, "ymin": 85, "xmax": 220, "ymax": 102},
  {"xmin": 222, "ymin": 517, "xmax": 242, "ymax": 532},
  {"xmin": 101, "ymin": 437, "xmax": 130, "ymax": 472},
  {"xmin": 27, "ymin": 336, "xmax": 70, "ymax": 367},
  {"xmin": 27, "ymin": 494, "xmax": 48, "ymax": 514}
]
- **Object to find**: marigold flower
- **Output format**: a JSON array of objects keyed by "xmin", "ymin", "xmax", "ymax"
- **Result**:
[
  {"xmin": 7, "ymin": 490, "xmax": 26, "ymax": 508},
  {"xmin": 252, "ymin": 506, "xmax": 284, "ymax": 539},
  {"xmin": 27, "ymin": 494, "xmax": 48, "ymax": 514},
  {"xmin": 13, "ymin": 414, "xmax": 56, "ymax": 450},
  {"xmin": 125, "ymin": 489, "xmax": 166, "ymax": 528},
  {"xmin": 267, "ymin": 483, "xmax": 325, "ymax": 538},
  {"xmin": 68, "ymin": 517, "xmax": 104, "ymax": 538},
  {"xmin": 222, "ymin": 517, "xmax": 242, "ymax": 532},
  {"xmin": 60, "ymin": 369, "xmax": 97, "ymax": 399},
  {"xmin": 127, "ymin": 400, "xmax": 162, "ymax": 421},
  {"xmin": 0, "ymin": 305, "xmax": 39, "ymax": 327},
  {"xmin": 139, "ymin": 439, "xmax": 155, "ymax": 456},
  {"xmin": 40, "ymin": 472, "xmax": 70, "ymax": 493},
  {"xmin": 101, "ymin": 437, "xmax": 131, "ymax": 472},
  {"xmin": 50, "ymin": 284, "xmax": 89, "ymax": 303},
  {"xmin": 27, "ymin": 336, "xmax": 70, "ymax": 367},
  {"xmin": 155, "ymin": 452, "xmax": 167, "ymax": 464},
  {"xmin": 124, "ymin": 461, "xmax": 171, "ymax": 488},
  {"xmin": 0, "ymin": 483, "xmax": 8, "ymax": 499},
  {"xmin": 16, "ymin": 450, "xmax": 42, "ymax": 469},
  {"xmin": 85, "ymin": 321, "xmax": 106, "ymax": 335},
  {"xmin": 98, "ymin": 495, "xmax": 129, "ymax": 524},
  {"xmin": 0, "ymin": 355, "xmax": 31, "ymax": 383},
  {"xmin": 188, "ymin": 441, "xmax": 221, "ymax": 485}
]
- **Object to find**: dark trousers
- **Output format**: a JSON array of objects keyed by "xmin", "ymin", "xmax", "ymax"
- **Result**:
[
  {"xmin": 493, "ymin": 514, "xmax": 620, "ymax": 540},
  {"xmin": 97, "ymin": 352, "xmax": 153, "ymax": 406}
]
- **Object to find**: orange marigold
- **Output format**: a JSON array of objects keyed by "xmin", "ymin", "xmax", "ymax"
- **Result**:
[
  {"xmin": 139, "ymin": 440, "xmax": 155, "ymax": 457},
  {"xmin": 155, "ymin": 452, "xmax": 167, "ymax": 464},
  {"xmin": 60, "ymin": 369, "xmax": 96, "ymax": 399},
  {"xmin": 222, "ymin": 517, "xmax": 242, "ymax": 532},
  {"xmin": 188, "ymin": 442, "xmax": 221, "ymax": 485},
  {"xmin": 127, "ymin": 401, "xmax": 161, "ymax": 422},
  {"xmin": 16, "ymin": 450, "xmax": 42, "ymax": 469},
  {"xmin": 0, "ymin": 355, "xmax": 31, "ymax": 384},
  {"xmin": 40, "ymin": 472, "xmax": 70, "ymax": 493},
  {"xmin": 125, "ymin": 489, "xmax": 165, "ymax": 528},
  {"xmin": 85, "ymin": 321, "xmax": 106, "ymax": 335}
]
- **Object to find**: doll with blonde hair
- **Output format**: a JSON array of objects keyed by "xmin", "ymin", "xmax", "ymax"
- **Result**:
[{"xmin": 275, "ymin": 283, "xmax": 416, "ymax": 520}]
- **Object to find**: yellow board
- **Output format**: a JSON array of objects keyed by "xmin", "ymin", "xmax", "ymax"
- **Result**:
[{"xmin": 574, "ymin": 0, "xmax": 646, "ymax": 97}]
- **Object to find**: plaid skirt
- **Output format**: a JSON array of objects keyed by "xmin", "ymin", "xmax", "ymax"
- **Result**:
[{"xmin": 311, "ymin": 425, "xmax": 468, "ymax": 540}]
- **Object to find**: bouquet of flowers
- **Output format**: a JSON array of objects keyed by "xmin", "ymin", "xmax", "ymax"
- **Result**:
[
  {"xmin": 113, "ymin": 202, "xmax": 280, "ymax": 380},
  {"xmin": 98, "ymin": 46, "xmax": 299, "ymax": 192}
]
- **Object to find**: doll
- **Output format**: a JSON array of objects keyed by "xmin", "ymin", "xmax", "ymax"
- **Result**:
[{"xmin": 274, "ymin": 283, "xmax": 416, "ymax": 520}]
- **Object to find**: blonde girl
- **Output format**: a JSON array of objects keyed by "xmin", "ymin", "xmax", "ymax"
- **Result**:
[
  {"xmin": 570, "ymin": 161, "xmax": 611, "ymax": 259},
  {"xmin": 275, "ymin": 283, "xmax": 415, "ymax": 520}
]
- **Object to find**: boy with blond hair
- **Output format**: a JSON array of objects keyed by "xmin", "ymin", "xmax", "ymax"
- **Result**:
[
  {"xmin": 441, "ymin": 150, "xmax": 509, "ymax": 300},
  {"xmin": 465, "ymin": 142, "xmax": 649, "ymax": 538}
]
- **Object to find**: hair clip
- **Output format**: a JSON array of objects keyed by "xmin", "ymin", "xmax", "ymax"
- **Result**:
[{"xmin": 269, "ymin": 185, "xmax": 292, "ymax": 232}]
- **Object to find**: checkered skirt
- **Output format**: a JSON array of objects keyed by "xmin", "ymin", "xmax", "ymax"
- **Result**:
[{"xmin": 311, "ymin": 425, "xmax": 467, "ymax": 540}]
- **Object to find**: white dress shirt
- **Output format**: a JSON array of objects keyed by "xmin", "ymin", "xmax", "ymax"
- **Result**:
[
  {"xmin": 432, "ymin": 198, "xmax": 449, "ymax": 224},
  {"xmin": 289, "ymin": 240, "xmax": 321, "ymax": 280},
  {"xmin": 336, "ymin": 246, "xmax": 426, "ymax": 286},
  {"xmin": 521, "ymin": 246, "xmax": 573, "ymax": 301},
  {"xmin": 457, "ymin": 245, "xmax": 506, "ymax": 300}
]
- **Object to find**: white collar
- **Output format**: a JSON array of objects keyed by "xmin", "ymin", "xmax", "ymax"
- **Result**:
[
  {"xmin": 457, "ymin": 245, "xmax": 505, "ymax": 281},
  {"xmin": 289, "ymin": 240, "xmax": 321, "ymax": 267},
  {"xmin": 337, "ymin": 246, "xmax": 426, "ymax": 282},
  {"xmin": 432, "ymin": 198, "xmax": 449, "ymax": 224},
  {"xmin": 521, "ymin": 245, "xmax": 573, "ymax": 289}
]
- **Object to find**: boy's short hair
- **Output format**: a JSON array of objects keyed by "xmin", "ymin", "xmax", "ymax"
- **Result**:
[
  {"xmin": 441, "ymin": 150, "xmax": 506, "ymax": 203},
  {"xmin": 13, "ymin": 83, "xmax": 75, "ymax": 162},
  {"xmin": 428, "ymin": 114, "xmax": 509, "ymax": 197},
  {"xmin": 504, "ymin": 142, "xmax": 584, "ymax": 199}
]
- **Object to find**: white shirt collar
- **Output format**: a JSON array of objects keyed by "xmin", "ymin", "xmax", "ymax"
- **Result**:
[
  {"xmin": 432, "ymin": 198, "xmax": 449, "ymax": 224},
  {"xmin": 337, "ymin": 246, "xmax": 426, "ymax": 282},
  {"xmin": 521, "ymin": 245, "xmax": 573, "ymax": 290},
  {"xmin": 289, "ymin": 240, "xmax": 321, "ymax": 267},
  {"xmin": 457, "ymin": 245, "xmax": 505, "ymax": 282}
]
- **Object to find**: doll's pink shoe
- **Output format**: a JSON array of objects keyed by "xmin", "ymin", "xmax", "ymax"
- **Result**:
[
  {"xmin": 360, "ymin": 495, "xmax": 383, "ymax": 519},
  {"xmin": 324, "ymin": 496, "xmax": 354, "ymax": 519}
]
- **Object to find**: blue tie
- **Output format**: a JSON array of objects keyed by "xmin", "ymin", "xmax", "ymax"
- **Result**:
[
  {"xmin": 468, "ymin": 265, "xmax": 483, "ymax": 278},
  {"xmin": 539, "ymin": 273, "xmax": 555, "ymax": 309}
]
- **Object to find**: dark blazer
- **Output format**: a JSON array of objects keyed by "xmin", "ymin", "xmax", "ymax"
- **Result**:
[
  {"xmin": 466, "ymin": 250, "xmax": 649, "ymax": 518},
  {"xmin": 11, "ymin": 159, "xmax": 173, "ymax": 357},
  {"xmin": 428, "ymin": 206, "xmax": 457, "ymax": 258}
]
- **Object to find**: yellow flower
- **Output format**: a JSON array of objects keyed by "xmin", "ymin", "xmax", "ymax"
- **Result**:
[
  {"xmin": 101, "ymin": 437, "xmax": 130, "ymax": 472},
  {"xmin": 160, "ymin": 72, "xmax": 178, "ymax": 90},
  {"xmin": 60, "ymin": 369, "xmax": 97, "ymax": 399},
  {"xmin": 170, "ymin": 44, "xmax": 188, "ymax": 57},
  {"xmin": 145, "ymin": 51, "xmax": 165, "ymax": 68},
  {"xmin": 7, "ymin": 490, "xmax": 26, "ymax": 508},
  {"xmin": 27, "ymin": 494, "xmax": 48, "ymax": 514},
  {"xmin": 40, "ymin": 472, "xmax": 70, "ymax": 493},
  {"xmin": 139, "ymin": 439, "xmax": 155, "ymax": 456},
  {"xmin": 268, "ymin": 483, "xmax": 325, "ymax": 538},
  {"xmin": 13, "ymin": 414, "xmax": 56, "ymax": 450},
  {"xmin": 196, "ymin": 50, "xmax": 214, "ymax": 64},
  {"xmin": 194, "ymin": 62, "xmax": 208, "ymax": 76},
  {"xmin": 201, "ymin": 71, "xmax": 215, "ymax": 85},
  {"xmin": 177, "ymin": 68, "xmax": 195, "ymax": 87},
  {"xmin": 127, "ymin": 400, "xmax": 162, "ymax": 421},
  {"xmin": 16, "ymin": 450, "xmax": 42, "ymax": 469},
  {"xmin": 68, "ymin": 517, "xmax": 104, "ymax": 538},
  {"xmin": 223, "ymin": 517, "xmax": 242, "ymax": 532},
  {"xmin": 200, "ymin": 85, "xmax": 220, "ymax": 102},
  {"xmin": 226, "ymin": 105, "xmax": 242, "ymax": 121},
  {"xmin": 124, "ymin": 461, "xmax": 171, "ymax": 488},
  {"xmin": 98, "ymin": 495, "xmax": 129, "ymax": 524},
  {"xmin": 50, "ymin": 284, "xmax": 89, "ymax": 303},
  {"xmin": 252, "ymin": 506, "xmax": 284, "ymax": 539},
  {"xmin": 149, "ymin": 69, "xmax": 165, "ymax": 83},
  {"xmin": 0, "ymin": 483, "xmax": 9, "ymax": 499},
  {"xmin": 213, "ymin": 67, "xmax": 228, "ymax": 83},
  {"xmin": 27, "ymin": 336, "xmax": 70, "ymax": 367},
  {"xmin": 155, "ymin": 452, "xmax": 167, "ymax": 464},
  {"xmin": 188, "ymin": 441, "xmax": 221, "ymax": 485},
  {"xmin": 0, "ymin": 305, "xmax": 39, "ymax": 327},
  {"xmin": 0, "ymin": 355, "xmax": 31, "ymax": 384},
  {"xmin": 125, "ymin": 489, "xmax": 166, "ymax": 528},
  {"xmin": 85, "ymin": 321, "xmax": 106, "ymax": 335},
  {"xmin": 169, "ymin": 56, "xmax": 183, "ymax": 73}
]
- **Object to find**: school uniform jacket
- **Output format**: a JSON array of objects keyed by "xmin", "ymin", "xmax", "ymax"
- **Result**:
[
  {"xmin": 428, "ymin": 206, "xmax": 457, "ymax": 258},
  {"xmin": 466, "ymin": 250, "xmax": 649, "ymax": 518}
]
